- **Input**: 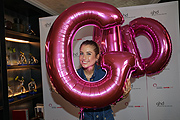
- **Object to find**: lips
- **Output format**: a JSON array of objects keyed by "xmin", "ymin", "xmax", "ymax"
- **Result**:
[
  {"xmin": 81, "ymin": 61, "xmax": 88, "ymax": 66},
  {"xmin": 82, "ymin": 61, "xmax": 88, "ymax": 64}
]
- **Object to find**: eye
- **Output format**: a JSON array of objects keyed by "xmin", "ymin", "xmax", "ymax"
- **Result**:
[
  {"xmin": 80, "ymin": 52, "xmax": 83, "ymax": 55},
  {"xmin": 87, "ymin": 52, "xmax": 91, "ymax": 55}
]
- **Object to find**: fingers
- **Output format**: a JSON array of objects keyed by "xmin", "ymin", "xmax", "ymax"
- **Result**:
[
  {"xmin": 122, "ymin": 78, "xmax": 131, "ymax": 99},
  {"xmin": 124, "ymin": 78, "xmax": 131, "ymax": 91},
  {"xmin": 123, "ymin": 86, "xmax": 125, "ymax": 92}
]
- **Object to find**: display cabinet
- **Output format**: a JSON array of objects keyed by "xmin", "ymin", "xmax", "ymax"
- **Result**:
[
  {"xmin": 5, "ymin": 29, "xmax": 43, "ymax": 118},
  {"xmin": 0, "ymin": 0, "xmax": 50, "ymax": 120},
  {"xmin": 2, "ymin": 29, "xmax": 43, "ymax": 120}
]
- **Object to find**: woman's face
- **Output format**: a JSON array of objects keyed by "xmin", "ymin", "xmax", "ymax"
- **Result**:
[{"xmin": 79, "ymin": 44, "xmax": 99, "ymax": 69}]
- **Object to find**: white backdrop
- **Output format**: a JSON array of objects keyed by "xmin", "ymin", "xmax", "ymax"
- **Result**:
[{"xmin": 39, "ymin": 1, "xmax": 179, "ymax": 120}]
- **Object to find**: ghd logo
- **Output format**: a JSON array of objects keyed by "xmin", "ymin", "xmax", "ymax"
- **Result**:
[
  {"xmin": 45, "ymin": 22, "xmax": 51, "ymax": 27},
  {"xmin": 122, "ymin": 13, "xmax": 128, "ymax": 18},
  {"xmin": 151, "ymin": 10, "xmax": 160, "ymax": 16},
  {"xmin": 122, "ymin": 13, "xmax": 135, "ymax": 18},
  {"xmin": 150, "ymin": 10, "xmax": 167, "ymax": 16},
  {"xmin": 156, "ymin": 101, "xmax": 172, "ymax": 107},
  {"xmin": 156, "ymin": 101, "xmax": 164, "ymax": 107}
]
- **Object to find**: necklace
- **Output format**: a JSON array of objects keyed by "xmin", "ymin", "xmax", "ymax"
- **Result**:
[{"xmin": 84, "ymin": 69, "xmax": 94, "ymax": 81}]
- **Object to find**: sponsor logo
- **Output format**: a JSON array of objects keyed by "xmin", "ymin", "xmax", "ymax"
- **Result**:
[
  {"xmin": 125, "ymin": 102, "xmax": 144, "ymax": 108},
  {"xmin": 156, "ymin": 101, "xmax": 172, "ymax": 107},
  {"xmin": 150, "ymin": 10, "xmax": 167, "ymax": 16},
  {"xmin": 45, "ymin": 22, "xmax": 52, "ymax": 27},
  {"xmin": 73, "ymin": 52, "xmax": 79, "ymax": 57},
  {"xmin": 153, "ymin": 83, "xmax": 173, "ymax": 89},
  {"xmin": 164, "ymin": 67, "xmax": 170, "ymax": 70},
  {"xmin": 131, "ymin": 83, "xmax": 141, "ymax": 90},
  {"xmin": 122, "ymin": 13, "xmax": 136, "ymax": 18},
  {"xmin": 48, "ymin": 103, "xmax": 63, "ymax": 109}
]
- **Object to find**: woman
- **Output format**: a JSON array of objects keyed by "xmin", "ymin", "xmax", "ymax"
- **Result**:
[{"xmin": 77, "ymin": 40, "xmax": 131, "ymax": 120}]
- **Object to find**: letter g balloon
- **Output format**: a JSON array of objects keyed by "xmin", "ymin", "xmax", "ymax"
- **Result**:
[{"xmin": 45, "ymin": 1, "xmax": 172, "ymax": 109}]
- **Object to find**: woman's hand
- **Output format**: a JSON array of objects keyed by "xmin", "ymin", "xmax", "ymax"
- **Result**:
[
  {"xmin": 122, "ymin": 78, "xmax": 131, "ymax": 99},
  {"xmin": 111, "ymin": 78, "xmax": 131, "ymax": 105}
]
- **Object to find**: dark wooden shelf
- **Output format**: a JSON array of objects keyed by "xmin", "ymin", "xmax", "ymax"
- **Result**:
[
  {"xmin": 0, "ymin": 93, "xmax": 42, "ymax": 110},
  {"xmin": 9, "ymin": 93, "xmax": 42, "ymax": 106},
  {"xmin": 5, "ymin": 29, "xmax": 40, "ymax": 42},
  {"xmin": 7, "ymin": 65, "xmax": 40, "ymax": 69}
]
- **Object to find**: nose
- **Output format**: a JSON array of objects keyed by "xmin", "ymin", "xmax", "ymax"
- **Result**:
[{"xmin": 82, "ymin": 55, "xmax": 86, "ymax": 60}]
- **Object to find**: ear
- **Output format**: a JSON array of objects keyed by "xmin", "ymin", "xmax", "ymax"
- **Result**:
[{"xmin": 96, "ymin": 54, "xmax": 100, "ymax": 61}]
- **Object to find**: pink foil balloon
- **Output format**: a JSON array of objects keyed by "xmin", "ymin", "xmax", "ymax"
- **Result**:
[
  {"xmin": 46, "ymin": 1, "xmax": 136, "ymax": 108},
  {"xmin": 94, "ymin": 17, "xmax": 172, "ymax": 77},
  {"xmin": 93, "ymin": 26, "xmax": 123, "ymax": 64},
  {"xmin": 128, "ymin": 17, "xmax": 172, "ymax": 77},
  {"xmin": 120, "ymin": 25, "xmax": 145, "ymax": 77}
]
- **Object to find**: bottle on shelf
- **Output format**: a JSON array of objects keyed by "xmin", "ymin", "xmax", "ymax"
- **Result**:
[
  {"xmin": 4, "ymin": 18, "xmax": 13, "ymax": 30},
  {"xmin": 12, "ymin": 18, "xmax": 24, "ymax": 33}
]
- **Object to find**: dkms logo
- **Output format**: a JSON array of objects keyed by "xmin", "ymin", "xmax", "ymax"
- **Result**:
[
  {"xmin": 153, "ymin": 83, "xmax": 173, "ymax": 89},
  {"xmin": 125, "ymin": 102, "xmax": 144, "ymax": 108}
]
